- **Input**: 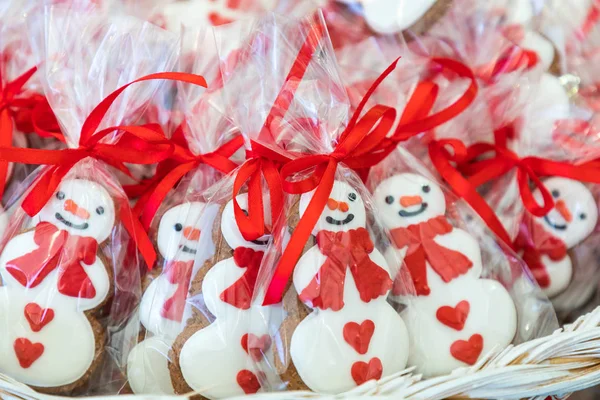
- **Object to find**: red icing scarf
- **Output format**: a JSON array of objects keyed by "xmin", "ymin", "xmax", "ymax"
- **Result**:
[
  {"xmin": 6, "ymin": 221, "xmax": 99, "ymax": 298},
  {"xmin": 390, "ymin": 215, "xmax": 473, "ymax": 296},
  {"xmin": 160, "ymin": 260, "xmax": 194, "ymax": 322},
  {"xmin": 514, "ymin": 214, "xmax": 568, "ymax": 288},
  {"xmin": 299, "ymin": 227, "xmax": 392, "ymax": 311},
  {"xmin": 220, "ymin": 247, "xmax": 264, "ymax": 310}
]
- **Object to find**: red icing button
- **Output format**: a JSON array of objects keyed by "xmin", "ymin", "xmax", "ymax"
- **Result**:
[
  {"xmin": 24, "ymin": 303, "xmax": 55, "ymax": 332},
  {"xmin": 436, "ymin": 300, "xmax": 470, "ymax": 331},
  {"xmin": 14, "ymin": 338, "xmax": 44, "ymax": 368},
  {"xmin": 450, "ymin": 334, "xmax": 484, "ymax": 365},
  {"xmin": 343, "ymin": 320, "xmax": 375, "ymax": 355},
  {"xmin": 351, "ymin": 357, "xmax": 383, "ymax": 386},
  {"xmin": 236, "ymin": 369, "xmax": 263, "ymax": 394}
]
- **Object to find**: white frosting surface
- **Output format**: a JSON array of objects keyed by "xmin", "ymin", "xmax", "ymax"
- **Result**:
[
  {"xmin": 362, "ymin": 0, "xmax": 438, "ymax": 34},
  {"xmin": 373, "ymin": 173, "xmax": 517, "ymax": 377},
  {"xmin": 521, "ymin": 31, "xmax": 555, "ymax": 71},
  {"xmin": 127, "ymin": 336, "xmax": 175, "ymax": 395}
]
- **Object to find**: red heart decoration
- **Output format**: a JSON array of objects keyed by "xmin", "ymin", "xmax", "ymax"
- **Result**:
[
  {"xmin": 14, "ymin": 338, "xmax": 44, "ymax": 368},
  {"xmin": 236, "ymin": 369, "xmax": 264, "ymax": 394},
  {"xmin": 351, "ymin": 357, "xmax": 383, "ymax": 386},
  {"xmin": 343, "ymin": 320, "xmax": 375, "ymax": 355},
  {"xmin": 24, "ymin": 303, "xmax": 55, "ymax": 332},
  {"xmin": 436, "ymin": 300, "xmax": 470, "ymax": 331},
  {"xmin": 450, "ymin": 334, "xmax": 484, "ymax": 365},
  {"xmin": 240, "ymin": 333, "xmax": 272, "ymax": 361}
]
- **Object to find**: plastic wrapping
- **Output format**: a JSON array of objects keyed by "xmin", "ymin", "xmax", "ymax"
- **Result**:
[
  {"xmin": 368, "ymin": 146, "xmax": 557, "ymax": 377},
  {"xmin": 201, "ymin": 13, "xmax": 416, "ymax": 394},
  {"xmin": 125, "ymin": 25, "xmax": 244, "ymax": 395},
  {"xmin": 0, "ymin": 6, "xmax": 179, "ymax": 395}
]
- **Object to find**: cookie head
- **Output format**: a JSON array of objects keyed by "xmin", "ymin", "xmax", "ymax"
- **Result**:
[
  {"xmin": 38, "ymin": 178, "xmax": 115, "ymax": 242},
  {"xmin": 534, "ymin": 177, "xmax": 598, "ymax": 248},
  {"xmin": 300, "ymin": 180, "xmax": 366, "ymax": 234},
  {"xmin": 373, "ymin": 173, "xmax": 446, "ymax": 229},
  {"xmin": 157, "ymin": 202, "xmax": 207, "ymax": 261},
  {"xmin": 221, "ymin": 193, "xmax": 271, "ymax": 250}
]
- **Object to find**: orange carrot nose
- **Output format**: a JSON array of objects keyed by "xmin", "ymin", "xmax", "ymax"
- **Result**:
[
  {"xmin": 555, "ymin": 200, "xmax": 573, "ymax": 222},
  {"xmin": 338, "ymin": 202, "xmax": 349, "ymax": 212},
  {"xmin": 64, "ymin": 199, "xmax": 90, "ymax": 219},
  {"xmin": 183, "ymin": 227, "xmax": 201, "ymax": 241},
  {"xmin": 400, "ymin": 195, "xmax": 423, "ymax": 207},
  {"xmin": 327, "ymin": 198, "xmax": 339, "ymax": 210}
]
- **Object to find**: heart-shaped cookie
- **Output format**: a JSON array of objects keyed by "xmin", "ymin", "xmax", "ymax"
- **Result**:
[
  {"xmin": 24, "ymin": 303, "xmax": 55, "ymax": 332},
  {"xmin": 436, "ymin": 300, "xmax": 469, "ymax": 331},
  {"xmin": 343, "ymin": 320, "xmax": 375, "ymax": 355},
  {"xmin": 450, "ymin": 334, "xmax": 483, "ymax": 365},
  {"xmin": 14, "ymin": 338, "xmax": 44, "ymax": 369},
  {"xmin": 351, "ymin": 357, "xmax": 383, "ymax": 385}
]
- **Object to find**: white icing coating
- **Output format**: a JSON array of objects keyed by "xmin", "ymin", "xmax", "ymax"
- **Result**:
[
  {"xmin": 129, "ymin": 202, "xmax": 218, "ymax": 395},
  {"xmin": 0, "ymin": 181, "xmax": 113, "ymax": 387},
  {"xmin": 222, "ymin": 193, "xmax": 271, "ymax": 250},
  {"xmin": 37, "ymin": 179, "xmax": 116, "ymax": 243},
  {"xmin": 299, "ymin": 181, "xmax": 367, "ymax": 235},
  {"xmin": 521, "ymin": 31, "xmax": 555, "ymax": 71},
  {"xmin": 373, "ymin": 173, "xmax": 517, "ymax": 377},
  {"xmin": 522, "ymin": 73, "xmax": 570, "ymax": 152},
  {"xmin": 127, "ymin": 336, "xmax": 175, "ymax": 395},
  {"xmin": 533, "ymin": 178, "xmax": 598, "ymax": 248},
  {"xmin": 527, "ymin": 177, "xmax": 598, "ymax": 297},
  {"xmin": 505, "ymin": 0, "xmax": 534, "ymax": 25},
  {"xmin": 178, "ymin": 196, "xmax": 278, "ymax": 398},
  {"xmin": 292, "ymin": 180, "xmax": 409, "ymax": 392},
  {"xmin": 362, "ymin": 0, "xmax": 438, "ymax": 34}
]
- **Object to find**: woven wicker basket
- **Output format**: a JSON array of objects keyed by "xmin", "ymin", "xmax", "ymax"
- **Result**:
[{"xmin": 3, "ymin": 306, "xmax": 600, "ymax": 400}]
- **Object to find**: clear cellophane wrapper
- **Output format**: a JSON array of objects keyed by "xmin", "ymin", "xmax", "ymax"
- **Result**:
[
  {"xmin": 0, "ymin": 6, "xmax": 179, "ymax": 395},
  {"xmin": 367, "ymin": 145, "xmax": 558, "ymax": 377},
  {"xmin": 206, "ymin": 12, "xmax": 437, "ymax": 395},
  {"xmin": 125, "ymin": 25, "xmax": 246, "ymax": 396}
]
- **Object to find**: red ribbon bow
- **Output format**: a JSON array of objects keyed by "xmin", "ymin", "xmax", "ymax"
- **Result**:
[
  {"xmin": 0, "ymin": 72, "xmax": 208, "ymax": 268},
  {"xmin": 299, "ymin": 227, "xmax": 392, "ymax": 311},
  {"xmin": 6, "ymin": 221, "xmax": 98, "ymax": 298},
  {"xmin": 136, "ymin": 122, "xmax": 244, "ymax": 230}
]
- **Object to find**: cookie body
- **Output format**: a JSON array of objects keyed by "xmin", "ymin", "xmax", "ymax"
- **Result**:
[{"xmin": 0, "ymin": 178, "xmax": 116, "ymax": 393}]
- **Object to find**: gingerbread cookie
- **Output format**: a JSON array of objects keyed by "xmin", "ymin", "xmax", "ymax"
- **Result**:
[
  {"xmin": 373, "ymin": 173, "xmax": 517, "ymax": 377},
  {"xmin": 168, "ymin": 193, "xmax": 277, "ymax": 398},
  {"xmin": 0, "ymin": 178, "xmax": 116, "ymax": 394},
  {"xmin": 515, "ymin": 177, "xmax": 598, "ymax": 298},
  {"xmin": 127, "ymin": 201, "xmax": 217, "ymax": 394},
  {"xmin": 278, "ymin": 180, "xmax": 409, "ymax": 393},
  {"xmin": 359, "ymin": 0, "xmax": 453, "ymax": 35}
]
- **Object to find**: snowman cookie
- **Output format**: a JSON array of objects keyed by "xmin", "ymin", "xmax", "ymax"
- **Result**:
[
  {"xmin": 127, "ymin": 202, "xmax": 217, "ymax": 394},
  {"xmin": 168, "ymin": 193, "xmax": 277, "ymax": 399},
  {"xmin": 515, "ymin": 177, "xmax": 598, "ymax": 298},
  {"xmin": 280, "ymin": 180, "xmax": 408, "ymax": 393},
  {"xmin": 355, "ymin": 0, "xmax": 452, "ymax": 35},
  {"xmin": 0, "ymin": 178, "xmax": 115, "ymax": 393},
  {"xmin": 373, "ymin": 173, "xmax": 516, "ymax": 377}
]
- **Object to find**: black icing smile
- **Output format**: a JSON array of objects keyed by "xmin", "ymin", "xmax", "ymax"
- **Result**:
[
  {"xmin": 544, "ymin": 214, "xmax": 568, "ymax": 231},
  {"xmin": 326, "ymin": 214, "xmax": 355, "ymax": 225},
  {"xmin": 252, "ymin": 238, "xmax": 270, "ymax": 245},
  {"xmin": 398, "ymin": 203, "xmax": 428, "ymax": 217},
  {"xmin": 181, "ymin": 245, "xmax": 198, "ymax": 254},
  {"xmin": 55, "ymin": 212, "xmax": 89, "ymax": 230}
]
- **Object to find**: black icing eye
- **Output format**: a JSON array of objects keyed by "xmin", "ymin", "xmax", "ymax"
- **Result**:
[
  {"xmin": 56, "ymin": 191, "xmax": 65, "ymax": 200},
  {"xmin": 348, "ymin": 192, "xmax": 357, "ymax": 202},
  {"xmin": 96, "ymin": 206, "xmax": 104, "ymax": 215},
  {"xmin": 174, "ymin": 223, "xmax": 183, "ymax": 232},
  {"xmin": 422, "ymin": 185, "xmax": 431, "ymax": 193},
  {"xmin": 580, "ymin": 213, "xmax": 587, "ymax": 220},
  {"xmin": 385, "ymin": 196, "xmax": 394, "ymax": 205},
  {"xmin": 242, "ymin": 209, "xmax": 249, "ymax": 216},
  {"xmin": 552, "ymin": 189, "xmax": 560, "ymax": 198}
]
